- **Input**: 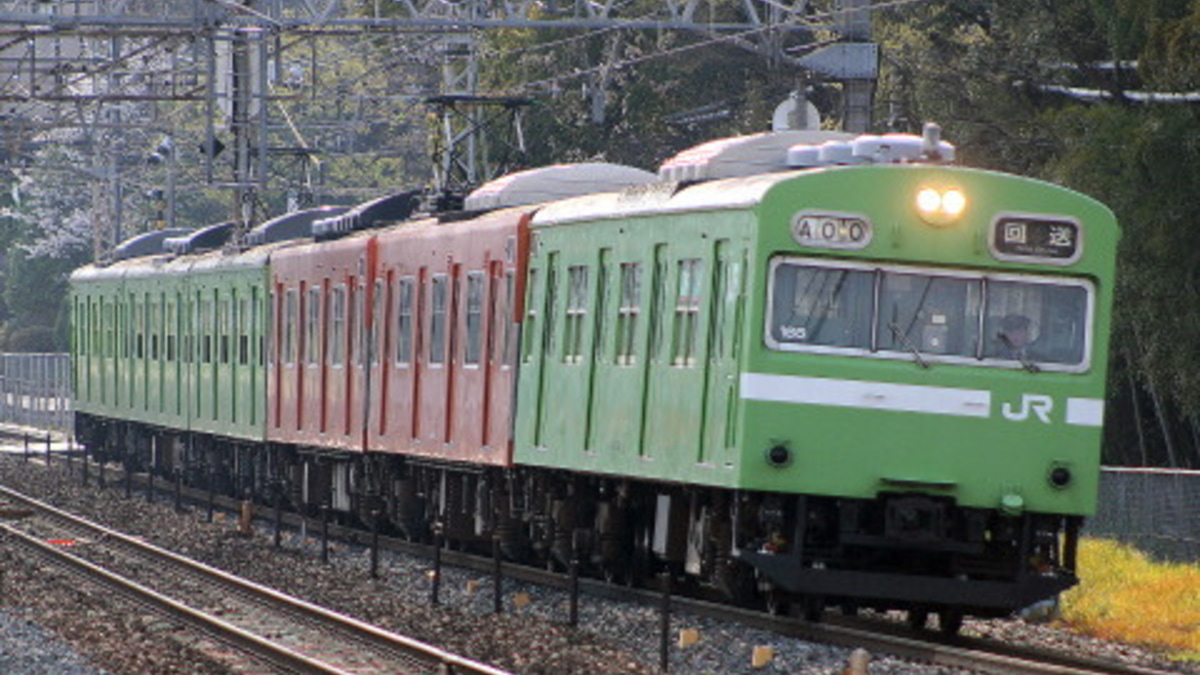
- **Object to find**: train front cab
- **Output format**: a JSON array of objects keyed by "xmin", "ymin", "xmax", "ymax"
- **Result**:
[{"xmin": 732, "ymin": 163, "xmax": 1118, "ymax": 623}]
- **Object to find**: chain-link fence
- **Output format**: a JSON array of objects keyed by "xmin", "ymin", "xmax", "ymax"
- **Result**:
[
  {"xmin": 1089, "ymin": 467, "xmax": 1200, "ymax": 563},
  {"xmin": 0, "ymin": 353, "xmax": 72, "ymax": 434}
]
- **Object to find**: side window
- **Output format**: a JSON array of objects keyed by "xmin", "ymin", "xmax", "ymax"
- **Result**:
[
  {"xmin": 283, "ymin": 289, "xmax": 297, "ymax": 365},
  {"xmin": 502, "ymin": 270, "xmax": 517, "ymax": 367},
  {"xmin": 648, "ymin": 246, "xmax": 668, "ymax": 360},
  {"xmin": 105, "ymin": 301, "xmax": 115, "ymax": 359},
  {"xmin": 543, "ymin": 255, "xmax": 559, "ymax": 360},
  {"xmin": 430, "ymin": 275, "xmax": 448, "ymax": 365},
  {"xmin": 166, "ymin": 301, "xmax": 176, "ymax": 361},
  {"xmin": 563, "ymin": 265, "xmax": 588, "ymax": 364},
  {"xmin": 709, "ymin": 244, "xmax": 728, "ymax": 360},
  {"xmin": 353, "ymin": 282, "xmax": 365, "ymax": 367},
  {"xmin": 521, "ymin": 268, "xmax": 539, "ymax": 364},
  {"xmin": 204, "ymin": 297, "xmax": 215, "ymax": 364},
  {"xmin": 615, "ymin": 263, "xmax": 641, "ymax": 366},
  {"xmin": 370, "ymin": 280, "xmax": 384, "ymax": 365},
  {"xmin": 221, "ymin": 297, "xmax": 232, "ymax": 364},
  {"xmin": 465, "ymin": 271, "xmax": 484, "ymax": 366},
  {"xmin": 134, "ymin": 299, "xmax": 144, "ymax": 359},
  {"xmin": 306, "ymin": 286, "xmax": 322, "ymax": 365},
  {"xmin": 239, "ymin": 297, "xmax": 250, "ymax": 366},
  {"xmin": 329, "ymin": 285, "xmax": 346, "ymax": 367},
  {"xmin": 155, "ymin": 297, "xmax": 163, "ymax": 360},
  {"xmin": 396, "ymin": 277, "xmax": 414, "ymax": 365},
  {"xmin": 671, "ymin": 258, "xmax": 703, "ymax": 367}
]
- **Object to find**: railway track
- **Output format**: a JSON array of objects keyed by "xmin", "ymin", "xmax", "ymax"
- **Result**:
[
  {"xmin": 3, "ymin": 457, "xmax": 1187, "ymax": 675},
  {"xmin": 0, "ymin": 484, "xmax": 514, "ymax": 675}
]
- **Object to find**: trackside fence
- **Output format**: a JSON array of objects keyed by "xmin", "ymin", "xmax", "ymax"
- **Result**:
[
  {"xmin": 1089, "ymin": 467, "xmax": 1200, "ymax": 563},
  {"xmin": 0, "ymin": 353, "xmax": 72, "ymax": 434}
]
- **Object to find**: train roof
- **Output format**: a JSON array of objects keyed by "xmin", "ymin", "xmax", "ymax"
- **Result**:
[
  {"xmin": 312, "ymin": 190, "xmax": 422, "ymax": 241},
  {"xmin": 108, "ymin": 228, "xmax": 193, "ymax": 262},
  {"xmin": 464, "ymin": 163, "xmax": 657, "ymax": 211},
  {"xmin": 657, "ymin": 130, "xmax": 853, "ymax": 182},
  {"xmin": 245, "ymin": 205, "xmax": 351, "ymax": 246},
  {"xmin": 163, "ymin": 221, "xmax": 236, "ymax": 254},
  {"xmin": 533, "ymin": 127, "xmax": 963, "ymax": 227},
  {"xmin": 530, "ymin": 171, "xmax": 793, "ymax": 227}
]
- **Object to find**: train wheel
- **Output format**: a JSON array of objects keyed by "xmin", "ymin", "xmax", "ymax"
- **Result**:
[
  {"xmin": 938, "ymin": 609, "xmax": 964, "ymax": 635},
  {"xmin": 765, "ymin": 590, "xmax": 790, "ymax": 616},
  {"xmin": 907, "ymin": 608, "xmax": 930, "ymax": 630},
  {"xmin": 801, "ymin": 595, "xmax": 825, "ymax": 623}
]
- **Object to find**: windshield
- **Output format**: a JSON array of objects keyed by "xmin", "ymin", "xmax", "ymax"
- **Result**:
[{"xmin": 767, "ymin": 259, "xmax": 1092, "ymax": 370}]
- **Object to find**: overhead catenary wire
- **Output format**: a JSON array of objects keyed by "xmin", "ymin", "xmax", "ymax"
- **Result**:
[{"xmin": 502, "ymin": 0, "xmax": 930, "ymax": 95}]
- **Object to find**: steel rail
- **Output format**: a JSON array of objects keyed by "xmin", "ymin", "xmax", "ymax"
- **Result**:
[
  {"xmin": 0, "ymin": 485, "xmax": 514, "ymax": 675},
  {"xmin": 6, "ymin": 463, "xmax": 1179, "ymax": 675},
  {"xmin": 0, "ymin": 523, "xmax": 354, "ymax": 675}
]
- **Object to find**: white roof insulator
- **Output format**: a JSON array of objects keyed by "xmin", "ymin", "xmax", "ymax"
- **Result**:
[
  {"xmin": 657, "ymin": 130, "xmax": 854, "ymax": 182},
  {"xmin": 788, "ymin": 132, "xmax": 956, "ymax": 168}
]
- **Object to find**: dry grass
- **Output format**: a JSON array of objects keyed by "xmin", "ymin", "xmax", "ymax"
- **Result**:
[{"xmin": 1060, "ymin": 538, "xmax": 1200, "ymax": 661}]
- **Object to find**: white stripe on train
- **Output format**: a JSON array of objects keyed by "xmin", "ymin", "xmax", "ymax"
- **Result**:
[{"xmin": 740, "ymin": 373, "xmax": 1104, "ymax": 427}]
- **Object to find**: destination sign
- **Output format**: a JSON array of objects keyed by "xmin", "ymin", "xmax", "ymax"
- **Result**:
[
  {"xmin": 991, "ymin": 215, "xmax": 1082, "ymax": 264},
  {"xmin": 791, "ymin": 212, "xmax": 873, "ymax": 250}
]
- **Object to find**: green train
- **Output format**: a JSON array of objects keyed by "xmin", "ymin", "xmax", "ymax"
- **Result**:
[{"xmin": 72, "ymin": 126, "xmax": 1118, "ymax": 631}]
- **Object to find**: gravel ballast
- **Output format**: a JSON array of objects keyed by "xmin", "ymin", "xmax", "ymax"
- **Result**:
[{"xmin": 2, "ymin": 452, "xmax": 1196, "ymax": 675}]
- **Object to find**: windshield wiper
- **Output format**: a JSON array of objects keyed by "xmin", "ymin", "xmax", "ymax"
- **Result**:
[
  {"xmin": 997, "ymin": 333, "xmax": 1041, "ymax": 373},
  {"xmin": 889, "ymin": 322, "xmax": 929, "ymax": 369}
]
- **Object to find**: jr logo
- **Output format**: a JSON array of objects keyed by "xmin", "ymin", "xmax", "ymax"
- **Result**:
[{"xmin": 1002, "ymin": 394, "xmax": 1054, "ymax": 423}]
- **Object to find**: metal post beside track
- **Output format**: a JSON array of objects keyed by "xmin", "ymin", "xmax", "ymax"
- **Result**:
[
  {"xmin": 274, "ymin": 485, "xmax": 283, "ymax": 549},
  {"xmin": 321, "ymin": 503, "xmax": 330, "ymax": 564},
  {"xmin": 568, "ymin": 554, "xmax": 580, "ymax": 627},
  {"xmin": 431, "ymin": 522, "xmax": 444, "ymax": 606},
  {"xmin": 370, "ymin": 509, "xmax": 381, "ymax": 579},
  {"xmin": 492, "ymin": 536, "xmax": 503, "ymax": 615},
  {"xmin": 659, "ymin": 572, "xmax": 671, "ymax": 673},
  {"xmin": 207, "ymin": 468, "xmax": 216, "ymax": 523}
]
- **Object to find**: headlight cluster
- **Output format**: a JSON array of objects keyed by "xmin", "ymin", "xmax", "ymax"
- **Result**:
[{"xmin": 915, "ymin": 187, "xmax": 967, "ymax": 226}]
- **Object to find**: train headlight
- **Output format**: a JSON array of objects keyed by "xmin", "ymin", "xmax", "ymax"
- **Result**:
[{"xmin": 915, "ymin": 186, "xmax": 967, "ymax": 226}]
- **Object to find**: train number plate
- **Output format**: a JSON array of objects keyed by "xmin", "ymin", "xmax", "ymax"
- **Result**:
[
  {"xmin": 990, "ymin": 215, "xmax": 1082, "ymax": 264},
  {"xmin": 791, "ymin": 212, "xmax": 873, "ymax": 250}
]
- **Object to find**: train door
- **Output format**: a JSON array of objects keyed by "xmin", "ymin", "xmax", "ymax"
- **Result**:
[
  {"xmin": 388, "ymin": 274, "xmax": 417, "ymax": 443},
  {"xmin": 536, "ymin": 256, "xmax": 594, "ymax": 453},
  {"xmin": 485, "ymin": 266, "xmax": 517, "ymax": 451},
  {"xmin": 530, "ymin": 252, "xmax": 558, "ymax": 449},
  {"xmin": 369, "ymin": 276, "xmax": 393, "ymax": 439},
  {"xmin": 643, "ymin": 246, "xmax": 707, "ymax": 462},
  {"xmin": 582, "ymin": 250, "xmax": 610, "ymax": 452},
  {"xmin": 588, "ymin": 253, "xmax": 645, "ymax": 462},
  {"xmin": 269, "ymin": 286, "xmax": 281, "ymax": 430},
  {"xmin": 450, "ymin": 268, "xmax": 487, "ymax": 452},
  {"xmin": 700, "ymin": 240, "xmax": 742, "ymax": 467},
  {"xmin": 418, "ymin": 271, "xmax": 451, "ymax": 446}
]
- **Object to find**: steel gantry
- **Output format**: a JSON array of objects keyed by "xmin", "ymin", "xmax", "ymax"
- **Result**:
[{"xmin": 0, "ymin": 0, "xmax": 876, "ymax": 256}]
